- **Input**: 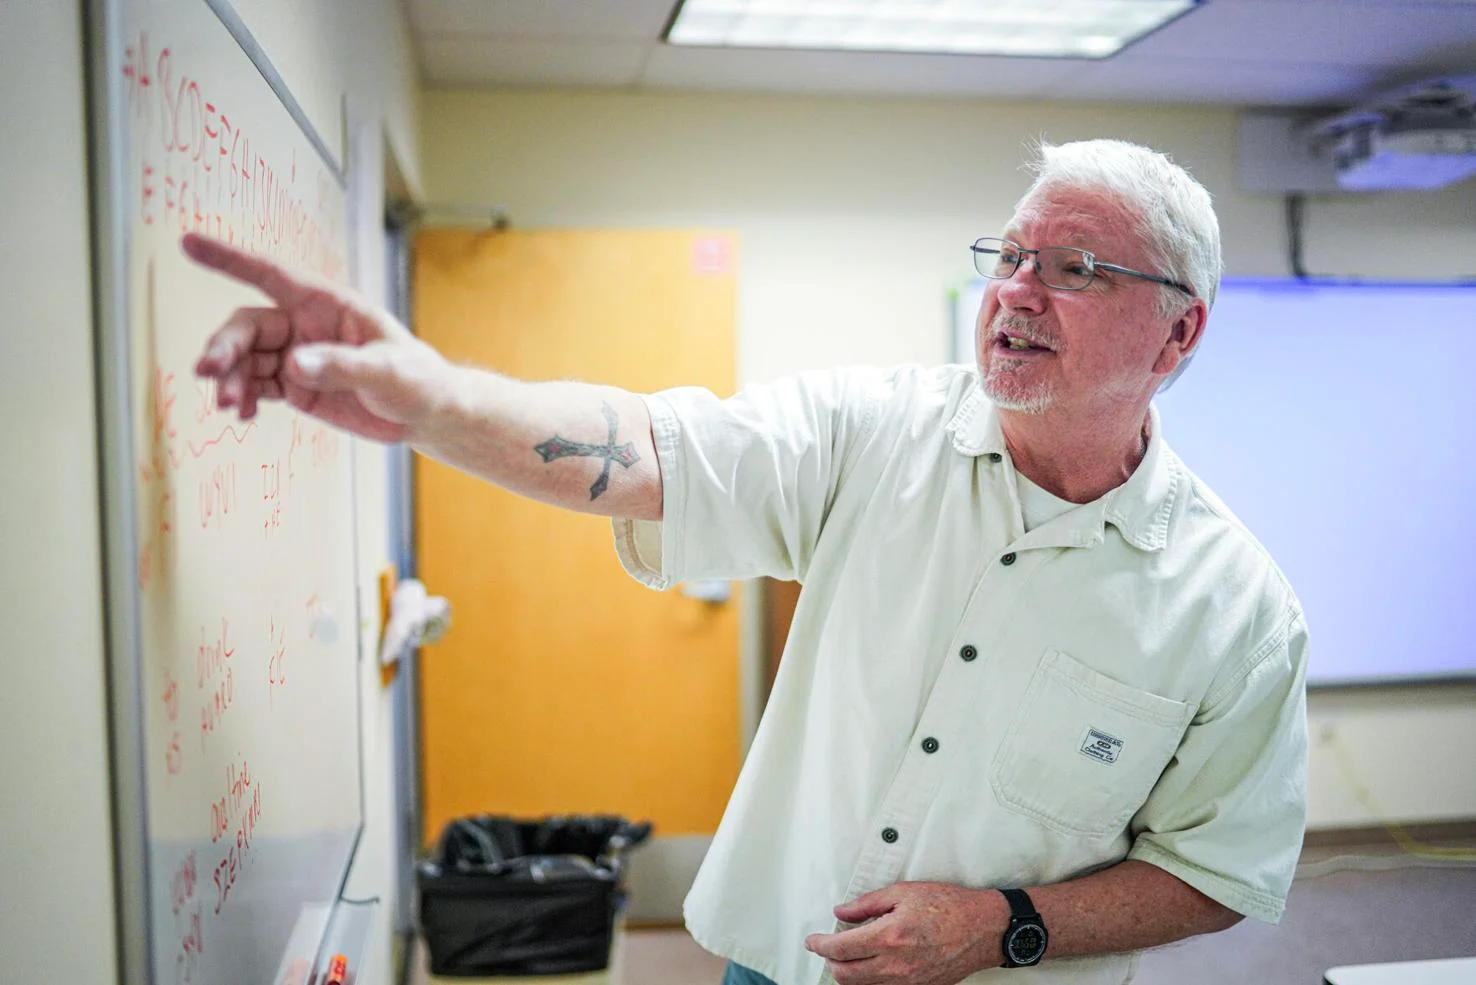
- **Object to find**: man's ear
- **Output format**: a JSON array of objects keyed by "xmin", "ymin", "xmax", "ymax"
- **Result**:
[{"xmin": 1154, "ymin": 299, "xmax": 1208, "ymax": 377}]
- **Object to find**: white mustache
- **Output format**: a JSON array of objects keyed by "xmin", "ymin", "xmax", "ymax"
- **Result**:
[{"xmin": 989, "ymin": 313, "xmax": 1058, "ymax": 350}]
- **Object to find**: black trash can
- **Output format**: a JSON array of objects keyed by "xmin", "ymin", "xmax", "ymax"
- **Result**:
[{"xmin": 418, "ymin": 814, "xmax": 653, "ymax": 977}]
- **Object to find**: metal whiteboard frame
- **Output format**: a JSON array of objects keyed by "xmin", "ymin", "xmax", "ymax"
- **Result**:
[
  {"xmin": 202, "ymin": 0, "xmax": 346, "ymax": 183},
  {"xmin": 85, "ymin": 0, "xmax": 152, "ymax": 980},
  {"xmin": 88, "ymin": 2, "xmax": 362, "ymax": 982}
]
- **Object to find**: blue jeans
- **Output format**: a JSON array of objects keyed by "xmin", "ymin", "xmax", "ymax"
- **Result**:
[{"xmin": 722, "ymin": 962, "xmax": 780, "ymax": 985}]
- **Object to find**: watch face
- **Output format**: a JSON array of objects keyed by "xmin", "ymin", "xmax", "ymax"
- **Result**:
[{"xmin": 1006, "ymin": 924, "xmax": 1047, "ymax": 964}]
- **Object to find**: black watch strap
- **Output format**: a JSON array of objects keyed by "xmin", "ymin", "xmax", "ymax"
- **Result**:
[
  {"xmin": 1000, "ymin": 888, "xmax": 1039, "ymax": 921},
  {"xmin": 999, "ymin": 888, "xmax": 1047, "ymax": 968}
]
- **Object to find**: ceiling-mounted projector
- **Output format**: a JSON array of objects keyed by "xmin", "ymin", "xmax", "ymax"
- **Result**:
[
  {"xmin": 1321, "ymin": 79, "xmax": 1476, "ymax": 190},
  {"xmin": 1238, "ymin": 74, "xmax": 1476, "ymax": 193}
]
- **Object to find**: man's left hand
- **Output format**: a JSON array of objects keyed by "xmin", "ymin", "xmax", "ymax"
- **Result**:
[{"xmin": 804, "ymin": 881, "xmax": 1006, "ymax": 985}]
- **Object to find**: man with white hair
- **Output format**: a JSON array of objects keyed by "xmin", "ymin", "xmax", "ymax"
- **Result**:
[{"xmin": 186, "ymin": 138, "xmax": 1307, "ymax": 985}]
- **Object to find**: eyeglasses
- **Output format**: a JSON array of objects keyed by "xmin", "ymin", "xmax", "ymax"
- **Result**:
[{"xmin": 970, "ymin": 237, "xmax": 1194, "ymax": 296}]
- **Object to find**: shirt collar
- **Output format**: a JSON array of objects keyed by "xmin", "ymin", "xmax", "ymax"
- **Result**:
[{"xmin": 946, "ymin": 382, "xmax": 1180, "ymax": 553}]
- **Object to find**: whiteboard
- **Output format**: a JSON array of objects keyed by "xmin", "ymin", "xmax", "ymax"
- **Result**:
[
  {"xmin": 93, "ymin": 2, "xmax": 364, "ymax": 983},
  {"xmin": 203, "ymin": 0, "xmax": 345, "ymax": 172},
  {"xmin": 952, "ymin": 278, "xmax": 1476, "ymax": 685}
]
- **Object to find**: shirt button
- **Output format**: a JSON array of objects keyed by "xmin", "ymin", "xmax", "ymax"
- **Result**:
[
  {"xmin": 987, "ymin": 452, "xmax": 1002, "ymax": 463},
  {"xmin": 922, "ymin": 737, "xmax": 940, "ymax": 754},
  {"xmin": 1001, "ymin": 552, "xmax": 1017, "ymax": 565},
  {"xmin": 881, "ymin": 827, "xmax": 899, "ymax": 844},
  {"xmin": 959, "ymin": 644, "xmax": 978, "ymax": 662}
]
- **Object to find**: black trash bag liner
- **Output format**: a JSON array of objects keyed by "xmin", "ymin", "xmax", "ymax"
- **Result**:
[{"xmin": 418, "ymin": 814, "xmax": 653, "ymax": 977}]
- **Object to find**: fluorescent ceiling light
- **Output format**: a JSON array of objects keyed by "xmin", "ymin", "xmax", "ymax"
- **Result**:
[{"xmin": 665, "ymin": 0, "xmax": 1199, "ymax": 59}]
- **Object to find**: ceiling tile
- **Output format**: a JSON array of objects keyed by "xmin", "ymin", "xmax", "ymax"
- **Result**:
[
  {"xmin": 417, "ymin": 37, "xmax": 653, "ymax": 87},
  {"xmin": 408, "ymin": 0, "xmax": 676, "ymax": 40},
  {"xmin": 1053, "ymin": 56, "xmax": 1385, "ymax": 106},
  {"xmin": 405, "ymin": 0, "xmax": 1476, "ymax": 107},
  {"xmin": 1129, "ymin": 0, "xmax": 1476, "ymax": 67},
  {"xmin": 1216, "ymin": 0, "xmax": 1476, "ymax": 5},
  {"xmin": 640, "ymin": 45, "xmax": 1081, "ymax": 98}
]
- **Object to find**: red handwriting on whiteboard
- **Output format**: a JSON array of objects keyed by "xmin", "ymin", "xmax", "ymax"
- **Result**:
[
  {"xmin": 186, "ymin": 421, "xmax": 255, "ymax": 462},
  {"xmin": 142, "ymin": 163, "xmax": 157, "ymax": 226},
  {"xmin": 174, "ymin": 905, "xmax": 203, "ymax": 985},
  {"xmin": 138, "ymin": 540, "xmax": 155, "ymax": 591},
  {"xmin": 138, "ymin": 369, "xmax": 180, "ymax": 490},
  {"xmin": 199, "ymin": 664, "xmax": 234, "ymax": 750},
  {"xmin": 267, "ymin": 617, "xmax": 287, "ymax": 698},
  {"xmin": 169, "ymin": 850, "xmax": 198, "ymax": 916},
  {"xmin": 198, "ymin": 463, "xmax": 237, "ymax": 530},
  {"xmin": 158, "ymin": 490, "xmax": 175, "ymax": 538},
  {"xmin": 153, "ymin": 369, "xmax": 178, "ymax": 446},
  {"xmin": 163, "ymin": 670, "xmax": 183, "ymax": 777},
  {"xmin": 209, "ymin": 755, "xmax": 252, "ymax": 845},
  {"xmin": 136, "ymin": 382, "xmax": 256, "ymax": 595},
  {"xmin": 196, "ymin": 618, "xmax": 234, "ymax": 689},
  {"xmin": 136, "ymin": 486, "xmax": 176, "ymax": 593},
  {"xmin": 166, "ymin": 730, "xmax": 183, "ymax": 777},
  {"xmin": 123, "ymin": 32, "xmax": 347, "ymax": 280},
  {"xmin": 163, "ymin": 669, "xmax": 180, "ymax": 721},
  {"xmin": 288, "ymin": 416, "xmax": 341, "ymax": 478},
  {"xmin": 287, "ymin": 416, "xmax": 303, "ymax": 492},
  {"xmin": 122, "ymin": 33, "xmax": 152, "ymax": 116},
  {"xmin": 197, "ymin": 618, "xmax": 235, "ymax": 751},
  {"xmin": 137, "ymin": 485, "xmax": 177, "ymax": 593},
  {"xmin": 261, "ymin": 459, "xmax": 283, "ymax": 535},
  {"xmin": 211, "ymin": 780, "xmax": 262, "ymax": 917},
  {"xmin": 169, "ymin": 847, "xmax": 203, "ymax": 984}
]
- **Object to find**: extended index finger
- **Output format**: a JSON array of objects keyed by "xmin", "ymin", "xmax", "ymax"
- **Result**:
[{"xmin": 182, "ymin": 233, "xmax": 309, "ymax": 306}]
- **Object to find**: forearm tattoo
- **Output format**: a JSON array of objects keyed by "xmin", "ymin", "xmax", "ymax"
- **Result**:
[{"xmin": 533, "ymin": 401, "xmax": 641, "ymax": 500}]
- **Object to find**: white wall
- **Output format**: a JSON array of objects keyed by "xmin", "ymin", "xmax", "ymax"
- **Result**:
[
  {"xmin": 419, "ymin": 88, "xmax": 1476, "ymax": 831},
  {"xmin": 0, "ymin": 3, "xmax": 118, "ymax": 984},
  {"xmin": 0, "ymin": 3, "xmax": 421, "ymax": 984}
]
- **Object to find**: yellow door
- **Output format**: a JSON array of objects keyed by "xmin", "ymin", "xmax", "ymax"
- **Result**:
[{"xmin": 413, "ymin": 229, "xmax": 740, "ymax": 851}]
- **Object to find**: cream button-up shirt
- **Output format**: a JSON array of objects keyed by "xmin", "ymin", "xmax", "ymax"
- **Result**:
[{"xmin": 613, "ymin": 364, "xmax": 1309, "ymax": 985}]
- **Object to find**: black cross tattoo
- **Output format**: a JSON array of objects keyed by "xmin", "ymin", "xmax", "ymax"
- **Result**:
[{"xmin": 533, "ymin": 402, "xmax": 641, "ymax": 501}]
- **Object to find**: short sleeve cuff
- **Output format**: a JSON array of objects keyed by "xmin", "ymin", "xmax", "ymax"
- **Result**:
[
  {"xmin": 612, "ymin": 392, "xmax": 685, "ymax": 590},
  {"xmin": 1128, "ymin": 838, "xmax": 1287, "ymax": 924}
]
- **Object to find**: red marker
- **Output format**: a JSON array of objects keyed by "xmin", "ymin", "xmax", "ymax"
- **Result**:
[{"xmin": 324, "ymin": 954, "xmax": 348, "ymax": 985}]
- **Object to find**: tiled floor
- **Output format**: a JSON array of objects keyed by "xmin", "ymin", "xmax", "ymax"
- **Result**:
[{"xmin": 412, "ymin": 841, "xmax": 1476, "ymax": 985}]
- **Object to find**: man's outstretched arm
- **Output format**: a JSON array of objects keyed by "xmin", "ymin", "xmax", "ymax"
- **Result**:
[{"xmin": 184, "ymin": 232, "xmax": 663, "ymax": 520}]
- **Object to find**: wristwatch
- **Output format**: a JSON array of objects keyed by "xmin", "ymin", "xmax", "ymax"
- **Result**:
[{"xmin": 999, "ymin": 888, "xmax": 1048, "ymax": 968}]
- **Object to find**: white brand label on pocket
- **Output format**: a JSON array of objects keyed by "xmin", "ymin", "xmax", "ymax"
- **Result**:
[{"xmin": 1079, "ymin": 727, "xmax": 1123, "ymax": 765}]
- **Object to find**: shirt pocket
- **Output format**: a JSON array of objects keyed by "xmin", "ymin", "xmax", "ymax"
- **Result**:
[{"xmin": 990, "ymin": 648, "xmax": 1194, "ymax": 839}]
